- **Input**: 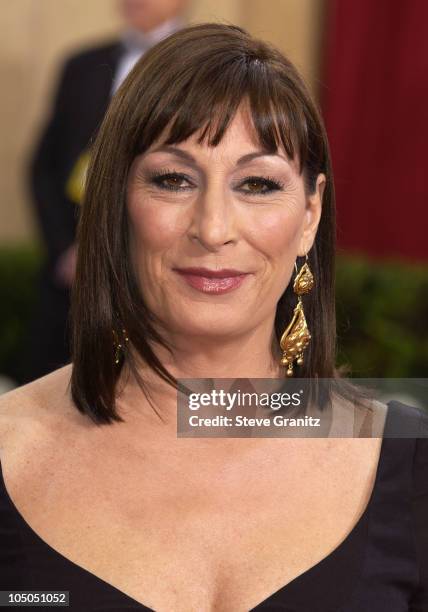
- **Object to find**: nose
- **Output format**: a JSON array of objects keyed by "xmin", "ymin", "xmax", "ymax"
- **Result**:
[{"xmin": 187, "ymin": 183, "xmax": 238, "ymax": 250}]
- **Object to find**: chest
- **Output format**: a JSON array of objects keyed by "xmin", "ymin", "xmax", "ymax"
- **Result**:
[{"xmin": 2, "ymin": 439, "xmax": 381, "ymax": 611}]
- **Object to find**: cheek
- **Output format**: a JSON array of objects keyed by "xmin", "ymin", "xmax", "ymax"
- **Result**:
[
  {"xmin": 245, "ymin": 205, "xmax": 306, "ymax": 306},
  {"xmin": 126, "ymin": 194, "xmax": 188, "ymax": 303},
  {"xmin": 247, "ymin": 206, "xmax": 304, "ymax": 260},
  {"xmin": 127, "ymin": 196, "xmax": 185, "ymax": 253}
]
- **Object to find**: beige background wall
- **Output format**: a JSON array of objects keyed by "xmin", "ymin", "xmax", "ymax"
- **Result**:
[{"xmin": 0, "ymin": 0, "xmax": 324, "ymax": 243}]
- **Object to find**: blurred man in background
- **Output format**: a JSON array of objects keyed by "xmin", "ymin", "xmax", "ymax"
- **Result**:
[{"xmin": 23, "ymin": 0, "xmax": 189, "ymax": 383}]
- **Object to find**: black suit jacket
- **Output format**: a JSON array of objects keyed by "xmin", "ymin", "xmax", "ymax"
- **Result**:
[{"xmin": 29, "ymin": 40, "xmax": 124, "ymax": 266}]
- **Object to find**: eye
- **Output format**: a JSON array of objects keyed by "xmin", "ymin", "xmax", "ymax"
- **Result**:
[
  {"xmin": 149, "ymin": 171, "xmax": 194, "ymax": 191},
  {"xmin": 237, "ymin": 176, "xmax": 284, "ymax": 195}
]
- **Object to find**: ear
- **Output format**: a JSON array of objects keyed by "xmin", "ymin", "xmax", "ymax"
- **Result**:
[{"xmin": 298, "ymin": 173, "xmax": 326, "ymax": 256}]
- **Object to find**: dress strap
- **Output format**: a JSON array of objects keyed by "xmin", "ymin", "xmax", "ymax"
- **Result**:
[{"xmin": 384, "ymin": 400, "xmax": 428, "ymax": 438}]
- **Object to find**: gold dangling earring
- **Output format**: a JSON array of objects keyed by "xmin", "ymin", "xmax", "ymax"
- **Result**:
[
  {"xmin": 279, "ymin": 254, "xmax": 314, "ymax": 376},
  {"xmin": 112, "ymin": 328, "xmax": 129, "ymax": 365}
]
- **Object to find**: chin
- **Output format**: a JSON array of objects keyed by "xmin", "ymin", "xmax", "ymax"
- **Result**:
[{"xmin": 168, "ymin": 312, "xmax": 246, "ymax": 338}]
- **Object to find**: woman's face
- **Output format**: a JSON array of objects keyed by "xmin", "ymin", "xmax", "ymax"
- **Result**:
[{"xmin": 127, "ymin": 107, "xmax": 325, "ymax": 341}]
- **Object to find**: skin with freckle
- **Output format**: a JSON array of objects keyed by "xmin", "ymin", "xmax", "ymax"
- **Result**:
[{"xmin": 126, "ymin": 106, "xmax": 325, "ymax": 343}]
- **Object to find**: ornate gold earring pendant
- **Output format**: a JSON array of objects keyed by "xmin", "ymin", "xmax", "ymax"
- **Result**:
[
  {"xmin": 112, "ymin": 328, "xmax": 129, "ymax": 365},
  {"xmin": 279, "ymin": 256, "xmax": 314, "ymax": 376}
]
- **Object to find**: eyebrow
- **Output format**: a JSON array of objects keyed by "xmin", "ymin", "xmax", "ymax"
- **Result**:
[{"xmin": 148, "ymin": 145, "xmax": 289, "ymax": 167}]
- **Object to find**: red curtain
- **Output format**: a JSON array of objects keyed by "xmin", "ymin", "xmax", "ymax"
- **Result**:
[{"xmin": 322, "ymin": 0, "xmax": 428, "ymax": 262}]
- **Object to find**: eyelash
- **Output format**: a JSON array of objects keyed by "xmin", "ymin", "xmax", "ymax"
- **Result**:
[{"xmin": 147, "ymin": 170, "xmax": 284, "ymax": 196}]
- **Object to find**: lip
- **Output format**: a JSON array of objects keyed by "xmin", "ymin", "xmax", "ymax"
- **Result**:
[
  {"xmin": 173, "ymin": 267, "xmax": 249, "ymax": 278},
  {"xmin": 173, "ymin": 267, "xmax": 252, "ymax": 294}
]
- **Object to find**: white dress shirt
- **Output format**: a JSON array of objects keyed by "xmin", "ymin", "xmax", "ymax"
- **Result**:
[{"xmin": 111, "ymin": 18, "xmax": 184, "ymax": 94}]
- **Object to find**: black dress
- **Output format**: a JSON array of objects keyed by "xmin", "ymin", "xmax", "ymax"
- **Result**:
[{"xmin": 1, "ymin": 400, "xmax": 427, "ymax": 611}]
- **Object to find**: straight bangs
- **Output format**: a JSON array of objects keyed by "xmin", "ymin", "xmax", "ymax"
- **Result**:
[
  {"xmin": 118, "ymin": 24, "xmax": 324, "ymax": 184},
  {"xmin": 160, "ymin": 60, "xmax": 305, "ymax": 168},
  {"xmin": 124, "ymin": 28, "xmax": 315, "ymax": 181}
]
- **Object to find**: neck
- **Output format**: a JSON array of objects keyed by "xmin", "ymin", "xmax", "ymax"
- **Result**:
[{"xmin": 116, "ymin": 320, "xmax": 284, "ymax": 427}]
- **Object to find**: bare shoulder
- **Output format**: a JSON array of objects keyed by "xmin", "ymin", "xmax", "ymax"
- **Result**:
[{"xmin": 0, "ymin": 364, "xmax": 80, "ymax": 453}]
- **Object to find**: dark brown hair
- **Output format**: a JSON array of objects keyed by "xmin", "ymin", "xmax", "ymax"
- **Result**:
[{"xmin": 70, "ymin": 23, "xmax": 339, "ymax": 425}]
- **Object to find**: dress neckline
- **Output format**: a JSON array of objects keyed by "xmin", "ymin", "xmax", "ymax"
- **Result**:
[{"xmin": 0, "ymin": 403, "xmax": 394, "ymax": 611}]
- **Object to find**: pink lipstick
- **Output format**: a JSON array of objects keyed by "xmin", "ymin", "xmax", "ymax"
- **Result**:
[{"xmin": 173, "ymin": 267, "xmax": 251, "ymax": 295}]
